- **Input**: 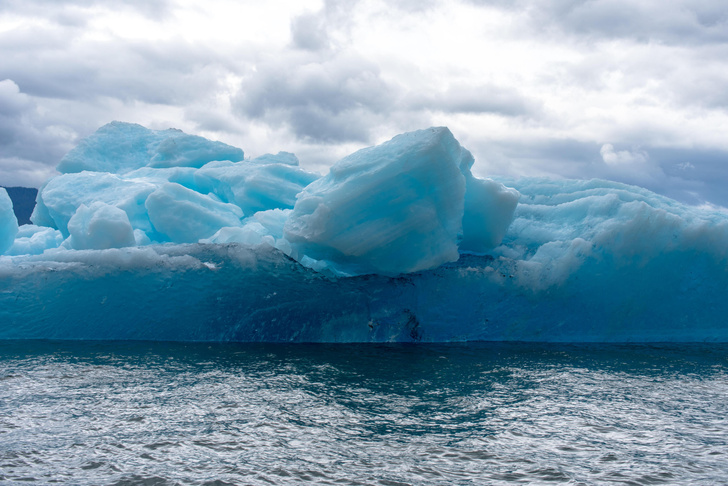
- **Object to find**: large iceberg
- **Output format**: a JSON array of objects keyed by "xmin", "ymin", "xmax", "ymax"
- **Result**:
[{"xmin": 1, "ymin": 122, "xmax": 727, "ymax": 342}]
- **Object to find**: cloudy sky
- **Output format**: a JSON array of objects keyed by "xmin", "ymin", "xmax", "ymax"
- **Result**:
[{"xmin": 1, "ymin": 0, "xmax": 728, "ymax": 208}]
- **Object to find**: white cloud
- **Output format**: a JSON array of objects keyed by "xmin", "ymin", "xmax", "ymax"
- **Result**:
[
  {"xmin": 600, "ymin": 144, "xmax": 648, "ymax": 166},
  {"xmin": 1, "ymin": 0, "xmax": 728, "ymax": 209},
  {"xmin": 233, "ymin": 53, "xmax": 396, "ymax": 144}
]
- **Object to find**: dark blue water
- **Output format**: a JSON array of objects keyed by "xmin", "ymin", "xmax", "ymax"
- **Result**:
[{"xmin": 1, "ymin": 342, "xmax": 727, "ymax": 485}]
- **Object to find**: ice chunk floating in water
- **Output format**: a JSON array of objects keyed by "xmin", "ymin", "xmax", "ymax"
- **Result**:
[{"xmin": 1, "ymin": 122, "xmax": 727, "ymax": 342}]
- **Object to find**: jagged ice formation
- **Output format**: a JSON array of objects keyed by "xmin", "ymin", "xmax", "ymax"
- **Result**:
[{"xmin": 1, "ymin": 122, "xmax": 727, "ymax": 342}]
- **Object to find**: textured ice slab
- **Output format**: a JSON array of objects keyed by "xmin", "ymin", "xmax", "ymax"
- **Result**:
[
  {"xmin": 0, "ymin": 188, "xmax": 18, "ymax": 255},
  {"xmin": 56, "ymin": 121, "xmax": 244, "ymax": 173},
  {"xmin": 193, "ymin": 156, "xmax": 319, "ymax": 215},
  {"xmin": 493, "ymin": 177, "xmax": 728, "ymax": 290},
  {"xmin": 6, "ymin": 225, "xmax": 63, "ymax": 256},
  {"xmin": 284, "ymin": 128, "xmax": 518, "ymax": 276},
  {"xmin": 66, "ymin": 202, "xmax": 136, "ymax": 250},
  {"xmin": 32, "ymin": 141, "xmax": 317, "ymax": 249},
  {"xmin": 33, "ymin": 172, "xmax": 157, "ymax": 237},
  {"xmin": 461, "ymin": 170, "xmax": 520, "ymax": 254},
  {"xmin": 146, "ymin": 183, "xmax": 244, "ymax": 243}
]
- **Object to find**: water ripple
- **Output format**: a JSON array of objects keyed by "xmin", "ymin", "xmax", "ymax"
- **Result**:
[{"xmin": 0, "ymin": 342, "xmax": 727, "ymax": 485}]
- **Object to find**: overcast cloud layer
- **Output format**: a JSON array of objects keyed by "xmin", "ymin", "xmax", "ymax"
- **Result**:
[{"xmin": 1, "ymin": 0, "xmax": 728, "ymax": 208}]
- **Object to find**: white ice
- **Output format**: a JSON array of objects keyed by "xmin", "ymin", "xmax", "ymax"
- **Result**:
[{"xmin": 66, "ymin": 202, "xmax": 136, "ymax": 250}]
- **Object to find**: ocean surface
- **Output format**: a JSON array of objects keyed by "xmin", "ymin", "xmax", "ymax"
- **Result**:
[{"xmin": 1, "ymin": 341, "xmax": 727, "ymax": 485}]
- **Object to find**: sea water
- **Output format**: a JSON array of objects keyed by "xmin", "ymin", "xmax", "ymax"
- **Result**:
[{"xmin": 1, "ymin": 342, "xmax": 727, "ymax": 485}]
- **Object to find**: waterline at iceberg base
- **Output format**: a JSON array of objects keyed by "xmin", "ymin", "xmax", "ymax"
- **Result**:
[
  {"xmin": 2, "ymin": 242, "xmax": 727, "ymax": 342},
  {"xmin": 1, "ymin": 123, "xmax": 727, "ymax": 342}
]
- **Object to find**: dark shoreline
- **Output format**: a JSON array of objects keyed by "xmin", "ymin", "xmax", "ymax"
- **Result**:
[{"xmin": 2, "ymin": 186, "xmax": 37, "ymax": 225}]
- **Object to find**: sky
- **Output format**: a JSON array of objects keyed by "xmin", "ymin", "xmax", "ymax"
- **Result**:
[{"xmin": 1, "ymin": 0, "xmax": 728, "ymax": 208}]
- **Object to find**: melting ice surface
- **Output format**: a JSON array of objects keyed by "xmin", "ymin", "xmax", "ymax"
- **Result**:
[{"xmin": 1, "ymin": 122, "xmax": 727, "ymax": 342}]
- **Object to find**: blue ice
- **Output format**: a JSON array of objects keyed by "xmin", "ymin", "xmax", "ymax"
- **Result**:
[
  {"xmin": 1, "ymin": 122, "xmax": 727, "ymax": 342},
  {"xmin": 0, "ymin": 188, "xmax": 18, "ymax": 255}
]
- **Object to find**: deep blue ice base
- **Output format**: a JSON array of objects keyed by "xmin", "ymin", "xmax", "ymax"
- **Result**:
[{"xmin": 2, "ymin": 243, "xmax": 726, "ymax": 342}]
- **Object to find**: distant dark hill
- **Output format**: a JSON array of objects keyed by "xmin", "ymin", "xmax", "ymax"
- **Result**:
[{"xmin": 2, "ymin": 187, "xmax": 38, "ymax": 225}]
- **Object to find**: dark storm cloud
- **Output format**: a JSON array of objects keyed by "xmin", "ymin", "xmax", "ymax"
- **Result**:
[
  {"xmin": 544, "ymin": 0, "xmax": 728, "ymax": 44},
  {"xmin": 234, "ymin": 56, "xmax": 397, "ymax": 143},
  {"xmin": 0, "ymin": 1, "xmax": 237, "ymax": 186},
  {"xmin": 0, "ymin": 27, "xmax": 232, "ymax": 105},
  {"xmin": 409, "ymin": 84, "xmax": 541, "ymax": 117},
  {"xmin": 0, "ymin": 80, "xmax": 70, "ymax": 163},
  {"xmin": 475, "ymin": 137, "xmax": 662, "ymax": 192},
  {"xmin": 470, "ymin": 138, "xmax": 602, "ymax": 180},
  {"xmin": 601, "ymin": 145, "xmax": 728, "ymax": 209},
  {"xmin": 0, "ymin": 80, "xmax": 72, "ymax": 186},
  {"xmin": 183, "ymin": 108, "xmax": 241, "ymax": 136},
  {"xmin": 648, "ymin": 147, "xmax": 728, "ymax": 206},
  {"xmin": 471, "ymin": 0, "xmax": 728, "ymax": 45}
]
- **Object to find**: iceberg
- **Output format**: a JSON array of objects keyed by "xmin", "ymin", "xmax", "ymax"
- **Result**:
[
  {"xmin": 1, "ymin": 122, "xmax": 727, "ymax": 342},
  {"xmin": 193, "ymin": 153, "xmax": 319, "ymax": 216},
  {"xmin": 145, "ymin": 182, "xmax": 245, "ymax": 243},
  {"xmin": 5, "ymin": 224, "xmax": 63, "ymax": 256},
  {"xmin": 283, "ymin": 127, "xmax": 518, "ymax": 276},
  {"xmin": 31, "ymin": 123, "xmax": 320, "ymax": 247},
  {"xmin": 0, "ymin": 188, "xmax": 18, "ymax": 255},
  {"xmin": 56, "ymin": 121, "xmax": 245, "ymax": 174},
  {"xmin": 66, "ymin": 202, "xmax": 136, "ymax": 250},
  {"xmin": 31, "ymin": 171, "xmax": 158, "ymax": 236}
]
